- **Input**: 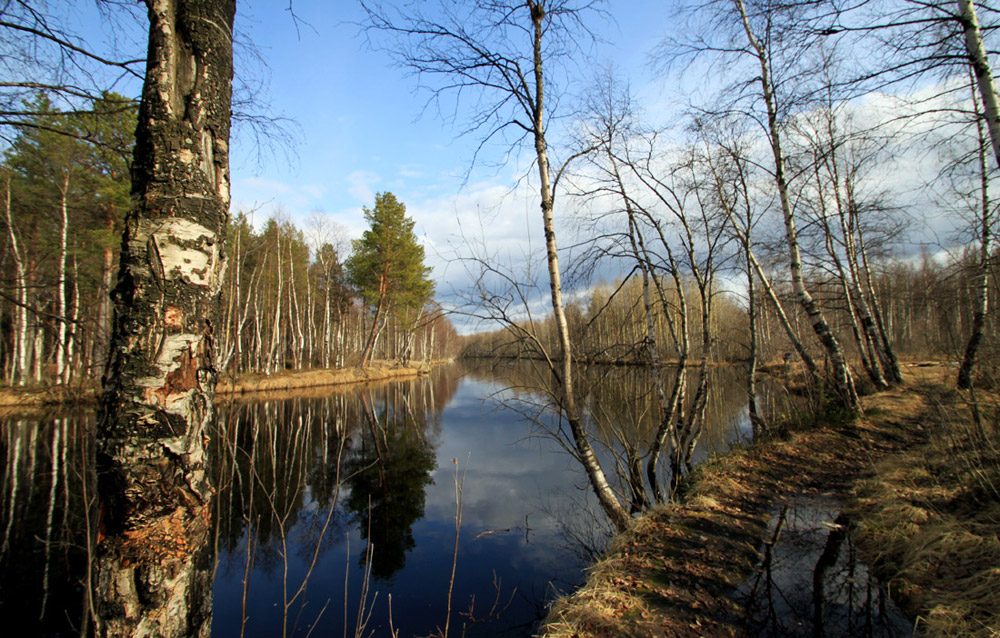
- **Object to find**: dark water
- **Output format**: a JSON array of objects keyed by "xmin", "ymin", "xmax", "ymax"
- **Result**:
[
  {"xmin": 739, "ymin": 498, "xmax": 913, "ymax": 638},
  {"xmin": 0, "ymin": 361, "xmax": 909, "ymax": 636}
]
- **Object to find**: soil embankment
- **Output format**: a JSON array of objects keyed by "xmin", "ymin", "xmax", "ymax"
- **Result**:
[
  {"xmin": 0, "ymin": 361, "xmax": 433, "ymax": 410},
  {"xmin": 541, "ymin": 364, "xmax": 997, "ymax": 637}
]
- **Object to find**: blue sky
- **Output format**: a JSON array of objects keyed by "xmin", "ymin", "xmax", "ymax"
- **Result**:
[
  {"xmin": 226, "ymin": 1, "xmax": 672, "ymax": 311},
  {"xmin": 63, "ymin": 1, "xmax": 963, "ymax": 330}
]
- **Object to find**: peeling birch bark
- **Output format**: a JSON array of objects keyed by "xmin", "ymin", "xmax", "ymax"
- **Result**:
[{"xmin": 95, "ymin": 1, "xmax": 234, "ymax": 636}]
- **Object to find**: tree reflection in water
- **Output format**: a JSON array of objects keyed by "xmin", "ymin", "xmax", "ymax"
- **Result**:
[
  {"xmin": 210, "ymin": 372, "xmax": 453, "ymax": 636},
  {"xmin": 0, "ymin": 415, "xmax": 94, "ymax": 635},
  {"xmin": 740, "ymin": 500, "xmax": 912, "ymax": 638},
  {"xmin": 344, "ymin": 389, "xmax": 436, "ymax": 581},
  {"xmin": 1, "ymin": 362, "xmax": 827, "ymax": 637},
  {"xmin": 462, "ymin": 359, "xmax": 781, "ymax": 505}
]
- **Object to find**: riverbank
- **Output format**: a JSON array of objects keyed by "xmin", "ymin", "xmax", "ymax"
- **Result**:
[
  {"xmin": 0, "ymin": 360, "xmax": 435, "ymax": 410},
  {"xmin": 215, "ymin": 360, "xmax": 432, "ymax": 397},
  {"xmin": 540, "ymin": 364, "xmax": 998, "ymax": 637}
]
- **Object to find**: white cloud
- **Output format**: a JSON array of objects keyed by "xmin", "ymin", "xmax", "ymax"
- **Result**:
[
  {"xmin": 301, "ymin": 184, "xmax": 325, "ymax": 199},
  {"xmin": 346, "ymin": 169, "xmax": 381, "ymax": 204},
  {"xmin": 398, "ymin": 164, "xmax": 424, "ymax": 179}
]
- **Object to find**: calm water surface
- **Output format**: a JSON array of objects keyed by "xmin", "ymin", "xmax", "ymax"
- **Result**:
[{"xmin": 0, "ymin": 361, "xmax": 764, "ymax": 636}]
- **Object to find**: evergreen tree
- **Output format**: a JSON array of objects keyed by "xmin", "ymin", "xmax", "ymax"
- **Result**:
[
  {"xmin": 1, "ymin": 92, "xmax": 135, "ymax": 384},
  {"xmin": 346, "ymin": 192, "xmax": 433, "ymax": 368}
]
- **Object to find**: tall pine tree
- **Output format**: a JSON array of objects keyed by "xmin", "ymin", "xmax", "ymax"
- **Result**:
[{"xmin": 346, "ymin": 192, "xmax": 432, "ymax": 368}]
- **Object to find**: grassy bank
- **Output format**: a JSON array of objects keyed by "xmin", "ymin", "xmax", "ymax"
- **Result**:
[
  {"xmin": 215, "ymin": 360, "xmax": 432, "ymax": 398},
  {"xmin": 852, "ymin": 375, "xmax": 1000, "ymax": 637},
  {"xmin": 540, "ymin": 364, "xmax": 997, "ymax": 637},
  {"xmin": 0, "ymin": 360, "xmax": 435, "ymax": 409}
]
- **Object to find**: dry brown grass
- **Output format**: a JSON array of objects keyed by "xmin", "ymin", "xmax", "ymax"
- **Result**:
[
  {"xmin": 215, "ymin": 361, "xmax": 430, "ymax": 399},
  {"xmin": 540, "ymin": 364, "xmax": 956, "ymax": 638},
  {"xmin": 853, "ymin": 370, "xmax": 1000, "ymax": 637}
]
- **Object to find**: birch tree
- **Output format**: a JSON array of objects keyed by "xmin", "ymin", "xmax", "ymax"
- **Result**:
[
  {"xmin": 729, "ymin": 0, "xmax": 859, "ymax": 409},
  {"xmin": 95, "ymin": 1, "xmax": 234, "ymax": 636},
  {"xmin": 361, "ymin": 0, "xmax": 630, "ymax": 530}
]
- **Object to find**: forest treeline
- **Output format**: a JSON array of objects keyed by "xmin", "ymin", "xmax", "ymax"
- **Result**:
[
  {"xmin": 0, "ymin": 101, "xmax": 460, "ymax": 387},
  {"xmin": 462, "ymin": 248, "xmax": 999, "ymax": 372}
]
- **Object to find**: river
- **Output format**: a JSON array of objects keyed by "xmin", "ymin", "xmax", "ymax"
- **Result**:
[{"xmin": 1, "ymin": 360, "xmax": 889, "ymax": 636}]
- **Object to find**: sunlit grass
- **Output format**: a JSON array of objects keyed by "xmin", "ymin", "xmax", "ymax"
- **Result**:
[{"xmin": 854, "ymin": 369, "xmax": 1000, "ymax": 637}]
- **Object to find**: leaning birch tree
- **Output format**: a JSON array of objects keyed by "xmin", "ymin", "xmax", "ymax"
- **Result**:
[
  {"xmin": 664, "ymin": 0, "xmax": 860, "ymax": 408},
  {"xmin": 361, "ymin": 0, "xmax": 630, "ymax": 530},
  {"xmin": 955, "ymin": 0, "xmax": 998, "ymax": 388},
  {"xmin": 729, "ymin": 0, "xmax": 859, "ymax": 409},
  {"xmin": 95, "ymin": 1, "xmax": 234, "ymax": 636}
]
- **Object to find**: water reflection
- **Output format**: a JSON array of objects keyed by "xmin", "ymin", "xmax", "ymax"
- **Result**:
[
  {"xmin": 344, "ymin": 391, "xmax": 437, "ymax": 581},
  {"xmin": 740, "ymin": 499, "xmax": 912, "ymax": 637},
  {"xmin": 2, "ymin": 361, "xmax": 811, "ymax": 637},
  {"xmin": 1, "ymin": 414, "xmax": 94, "ymax": 634},
  {"xmin": 463, "ymin": 361, "xmax": 771, "ymax": 503}
]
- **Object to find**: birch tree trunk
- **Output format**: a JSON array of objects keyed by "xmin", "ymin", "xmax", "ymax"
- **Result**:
[
  {"xmin": 267, "ymin": 232, "xmax": 283, "ymax": 374},
  {"xmin": 4, "ymin": 175, "xmax": 28, "ymax": 386},
  {"xmin": 56, "ymin": 170, "xmax": 70, "ymax": 383},
  {"xmin": 95, "ymin": 1, "xmax": 234, "ymax": 636},
  {"xmin": 821, "ymin": 112, "xmax": 903, "ymax": 385},
  {"xmin": 707, "ymin": 149, "xmax": 821, "ymax": 386},
  {"xmin": 959, "ymin": 0, "xmax": 1000, "ymax": 170},
  {"xmin": 956, "ymin": 0, "xmax": 998, "ymax": 389},
  {"xmin": 65, "ymin": 256, "xmax": 80, "ymax": 385},
  {"xmin": 288, "ymin": 239, "xmax": 304, "ymax": 367},
  {"xmin": 745, "ymin": 233, "xmax": 764, "ymax": 436},
  {"xmin": 814, "ymin": 166, "xmax": 887, "ymax": 389},
  {"xmin": 958, "ymin": 78, "xmax": 993, "ymax": 389},
  {"xmin": 94, "ymin": 223, "xmax": 116, "ymax": 376},
  {"xmin": 733, "ymin": 0, "xmax": 858, "ymax": 409},
  {"xmin": 529, "ymin": 1, "xmax": 628, "ymax": 531}
]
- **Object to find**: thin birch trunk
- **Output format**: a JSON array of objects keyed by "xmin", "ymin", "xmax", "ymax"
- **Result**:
[
  {"xmin": 707, "ymin": 148, "xmax": 822, "ymax": 385},
  {"xmin": 856, "ymin": 218, "xmax": 901, "ymax": 382},
  {"xmin": 958, "ymin": 76, "xmax": 993, "ymax": 389},
  {"xmin": 220, "ymin": 224, "xmax": 241, "ymax": 374},
  {"xmin": 269, "ymin": 232, "xmax": 284, "ymax": 373},
  {"xmin": 733, "ymin": 0, "xmax": 858, "ymax": 409},
  {"xmin": 289, "ymin": 243, "xmax": 302, "ymax": 367},
  {"xmin": 65, "ymin": 256, "xmax": 79, "ymax": 385},
  {"xmin": 4, "ymin": 175, "xmax": 28, "ymax": 385},
  {"xmin": 814, "ymin": 161, "xmax": 886, "ymax": 388},
  {"xmin": 959, "ymin": 0, "xmax": 1000, "ymax": 170},
  {"xmin": 94, "ymin": 234, "xmax": 115, "ymax": 376},
  {"xmin": 56, "ymin": 171, "xmax": 70, "ymax": 383},
  {"xmin": 305, "ymin": 266, "xmax": 313, "ymax": 366},
  {"xmin": 32, "ymin": 316, "xmax": 43, "ymax": 384},
  {"xmin": 530, "ymin": 1, "xmax": 628, "ymax": 531},
  {"xmin": 818, "ymin": 110, "xmax": 901, "ymax": 385}
]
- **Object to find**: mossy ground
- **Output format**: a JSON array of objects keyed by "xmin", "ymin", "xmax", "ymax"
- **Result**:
[{"xmin": 540, "ymin": 363, "xmax": 996, "ymax": 637}]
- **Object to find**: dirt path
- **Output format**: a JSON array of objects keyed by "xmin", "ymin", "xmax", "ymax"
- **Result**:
[{"xmin": 540, "ymin": 367, "xmax": 936, "ymax": 638}]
